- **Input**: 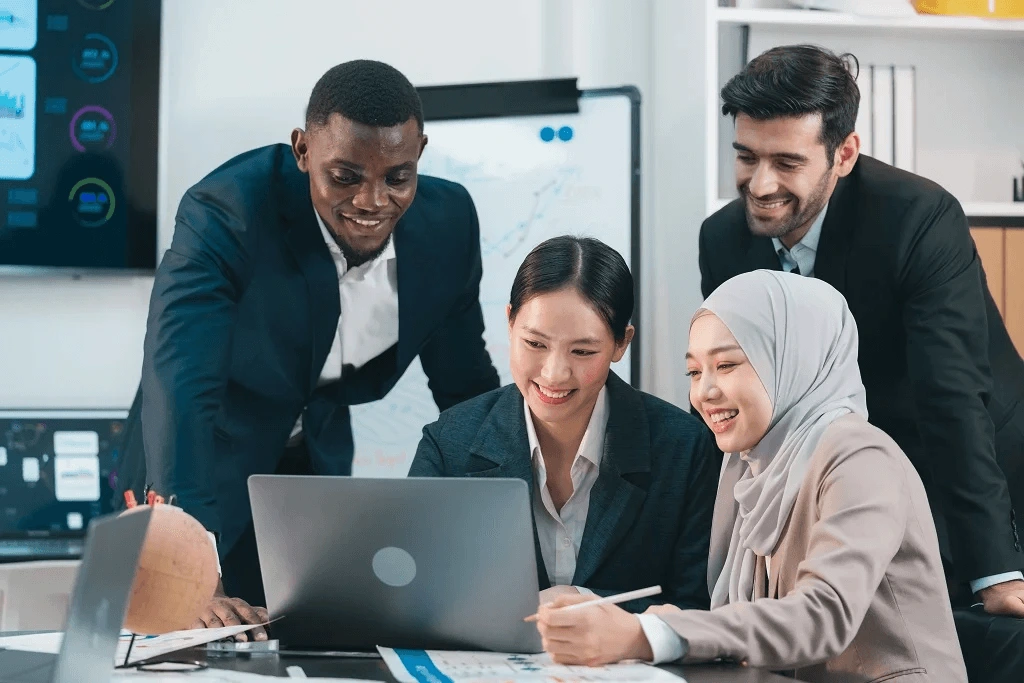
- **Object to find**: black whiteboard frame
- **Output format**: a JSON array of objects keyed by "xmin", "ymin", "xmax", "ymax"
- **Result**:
[{"xmin": 417, "ymin": 80, "xmax": 642, "ymax": 388}]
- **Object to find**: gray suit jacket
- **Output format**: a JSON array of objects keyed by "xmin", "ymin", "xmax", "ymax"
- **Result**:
[
  {"xmin": 661, "ymin": 415, "xmax": 968, "ymax": 683},
  {"xmin": 408, "ymin": 372, "xmax": 718, "ymax": 612}
]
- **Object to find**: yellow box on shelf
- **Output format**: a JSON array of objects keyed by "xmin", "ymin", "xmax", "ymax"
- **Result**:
[{"xmin": 915, "ymin": 0, "xmax": 1024, "ymax": 18}]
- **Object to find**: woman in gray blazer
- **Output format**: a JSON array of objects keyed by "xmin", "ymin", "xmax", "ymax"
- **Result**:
[
  {"xmin": 409, "ymin": 236, "xmax": 718, "ymax": 613},
  {"xmin": 536, "ymin": 271, "xmax": 967, "ymax": 683}
]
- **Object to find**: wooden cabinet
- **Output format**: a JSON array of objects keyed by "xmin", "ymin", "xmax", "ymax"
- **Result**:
[{"xmin": 972, "ymin": 227, "xmax": 1024, "ymax": 354}]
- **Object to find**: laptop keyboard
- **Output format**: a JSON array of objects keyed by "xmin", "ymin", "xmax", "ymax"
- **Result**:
[{"xmin": 0, "ymin": 539, "xmax": 83, "ymax": 560}]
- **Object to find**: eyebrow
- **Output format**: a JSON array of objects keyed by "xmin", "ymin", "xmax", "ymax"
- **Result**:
[
  {"xmin": 684, "ymin": 344, "xmax": 742, "ymax": 360},
  {"xmin": 522, "ymin": 326, "xmax": 601, "ymax": 345},
  {"xmin": 732, "ymin": 142, "xmax": 808, "ymax": 164},
  {"xmin": 327, "ymin": 159, "xmax": 416, "ymax": 173}
]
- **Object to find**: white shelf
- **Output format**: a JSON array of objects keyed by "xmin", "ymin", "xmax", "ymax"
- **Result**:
[
  {"xmin": 709, "ymin": 198, "xmax": 1024, "ymax": 217},
  {"xmin": 716, "ymin": 7, "xmax": 1024, "ymax": 36},
  {"xmin": 962, "ymin": 202, "xmax": 1024, "ymax": 217}
]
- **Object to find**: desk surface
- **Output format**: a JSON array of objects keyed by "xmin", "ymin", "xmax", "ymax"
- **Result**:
[{"xmin": 195, "ymin": 649, "xmax": 793, "ymax": 682}]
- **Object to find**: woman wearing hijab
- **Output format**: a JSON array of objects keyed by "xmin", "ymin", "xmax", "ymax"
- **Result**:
[
  {"xmin": 535, "ymin": 271, "xmax": 967, "ymax": 682},
  {"xmin": 409, "ymin": 236, "xmax": 718, "ymax": 612}
]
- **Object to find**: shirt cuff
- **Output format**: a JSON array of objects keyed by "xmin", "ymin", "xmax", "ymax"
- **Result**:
[
  {"xmin": 206, "ymin": 531, "xmax": 222, "ymax": 577},
  {"xmin": 575, "ymin": 586, "xmax": 594, "ymax": 596},
  {"xmin": 970, "ymin": 571, "xmax": 1024, "ymax": 594},
  {"xmin": 636, "ymin": 614, "xmax": 686, "ymax": 664}
]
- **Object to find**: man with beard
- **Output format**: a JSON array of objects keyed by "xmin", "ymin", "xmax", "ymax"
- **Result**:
[
  {"xmin": 117, "ymin": 60, "xmax": 499, "ymax": 633},
  {"xmin": 697, "ymin": 45, "xmax": 1024, "ymax": 631}
]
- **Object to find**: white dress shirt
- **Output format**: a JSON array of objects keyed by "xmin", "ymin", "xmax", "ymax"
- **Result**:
[
  {"xmin": 289, "ymin": 211, "xmax": 400, "ymax": 440},
  {"xmin": 525, "ymin": 388, "xmax": 609, "ymax": 588},
  {"xmin": 772, "ymin": 205, "xmax": 826, "ymax": 277},
  {"xmin": 314, "ymin": 210, "xmax": 399, "ymax": 383}
]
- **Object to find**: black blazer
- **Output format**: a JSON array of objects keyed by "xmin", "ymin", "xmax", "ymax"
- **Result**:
[
  {"xmin": 118, "ymin": 144, "xmax": 499, "ymax": 557},
  {"xmin": 408, "ymin": 372, "xmax": 718, "ymax": 612},
  {"xmin": 699, "ymin": 154, "xmax": 1024, "ymax": 580}
]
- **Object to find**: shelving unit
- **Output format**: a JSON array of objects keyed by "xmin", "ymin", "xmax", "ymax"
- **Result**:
[
  {"xmin": 704, "ymin": 2, "xmax": 1024, "ymax": 220},
  {"xmin": 716, "ymin": 7, "xmax": 1024, "ymax": 36}
]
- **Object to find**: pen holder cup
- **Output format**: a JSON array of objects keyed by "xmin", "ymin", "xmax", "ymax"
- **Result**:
[{"xmin": 120, "ymin": 504, "xmax": 220, "ymax": 634}]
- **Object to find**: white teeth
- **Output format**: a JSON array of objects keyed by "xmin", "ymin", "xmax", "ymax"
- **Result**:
[
  {"xmin": 710, "ymin": 410, "xmax": 738, "ymax": 423},
  {"xmin": 350, "ymin": 218, "xmax": 382, "ymax": 227},
  {"xmin": 752, "ymin": 199, "xmax": 788, "ymax": 210},
  {"xmin": 537, "ymin": 385, "xmax": 572, "ymax": 399}
]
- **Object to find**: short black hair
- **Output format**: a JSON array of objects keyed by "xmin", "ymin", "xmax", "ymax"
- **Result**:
[
  {"xmin": 306, "ymin": 59, "xmax": 423, "ymax": 131},
  {"xmin": 510, "ymin": 236, "xmax": 634, "ymax": 343},
  {"xmin": 721, "ymin": 45, "xmax": 859, "ymax": 160}
]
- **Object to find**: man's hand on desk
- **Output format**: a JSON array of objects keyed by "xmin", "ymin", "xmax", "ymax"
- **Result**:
[
  {"xmin": 978, "ymin": 579, "xmax": 1024, "ymax": 617},
  {"xmin": 190, "ymin": 581, "xmax": 269, "ymax": 641}
]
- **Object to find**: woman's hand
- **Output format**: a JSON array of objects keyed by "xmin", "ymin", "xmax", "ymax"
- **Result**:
[{"xmin": 535, "ymin": 594, "xmax": 653, "ymax": 666}]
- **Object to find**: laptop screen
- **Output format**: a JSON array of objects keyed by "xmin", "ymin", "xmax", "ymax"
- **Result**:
[{"xmin": 0, "ymin": 410, "xmax": 127, "ymax": 539}]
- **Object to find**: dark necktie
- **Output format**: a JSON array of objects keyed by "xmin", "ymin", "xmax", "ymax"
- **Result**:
[{"xmin": 789, "ymin": 263, "xmax": 801, "ymax": 276}]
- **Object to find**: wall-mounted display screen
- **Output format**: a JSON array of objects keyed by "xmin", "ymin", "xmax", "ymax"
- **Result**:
[{"xmin": 0, "ymin": 0, "xmax": 160, "ymax": 271}]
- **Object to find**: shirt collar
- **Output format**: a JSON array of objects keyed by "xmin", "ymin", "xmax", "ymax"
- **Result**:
[
  {"xmin": 771, "ymin": 203, "xmax": 827, "ymax": 257},
  {"xmin": 314, "ymin": 209, "xmax": 397, "ymax": 266},
  {"xmin": 525, "ymin": 386, "xmax": 609, "ymax": 469}
]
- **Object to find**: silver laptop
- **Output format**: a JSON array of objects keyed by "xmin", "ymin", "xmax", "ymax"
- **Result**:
[
  {"xmin": 0, "ymin": 507, "xmax": 151, "ymax": 683},
  {"xmin": 249, "ymin": 476, "xmax": 542, "ymax": 653}
]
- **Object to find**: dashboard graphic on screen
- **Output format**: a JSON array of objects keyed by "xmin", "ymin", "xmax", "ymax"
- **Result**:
[{"xmin": 0, "ymin": 0, "xmax": 160, "ymax": 270}]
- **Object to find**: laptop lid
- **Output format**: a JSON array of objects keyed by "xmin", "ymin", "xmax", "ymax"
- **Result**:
[
  {"xmin": 52, "ymin": 508, "xmax": 151, "ymax": 683},
  {"xmin": 249, "ymin": 476, "xmax": 542, "ymax": 653},
  {"xmin": 0, "ymin": 411, "xmax": 128, "ymax": 545}
]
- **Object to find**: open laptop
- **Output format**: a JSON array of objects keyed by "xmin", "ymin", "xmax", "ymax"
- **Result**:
[
  {"xmin": 249, "ymin": 476, "xmax": 542, "ymax": 653},
  {"xmin": 0, "ymin": 411, "xmax": 128, "ymax": 562},
  {"xmin": 0, "ymin": 507, "xmax": 152, "ymax": 683}
]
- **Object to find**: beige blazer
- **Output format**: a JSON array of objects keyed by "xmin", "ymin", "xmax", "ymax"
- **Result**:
[{"xmin": 661, "ymin": 414, "xmax": 967, "ymax": 683}]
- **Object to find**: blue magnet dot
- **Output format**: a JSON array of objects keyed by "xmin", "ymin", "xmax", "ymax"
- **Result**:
[
  {"xmin": 557, "ymin": 126, "xmax": 573, "ymax": 141},
  {"xmin": 540, "ymin": 126, "xmax": 555, "ymax": 142}
]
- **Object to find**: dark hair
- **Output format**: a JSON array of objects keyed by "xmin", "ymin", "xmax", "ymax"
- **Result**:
[
  {"xmin": 306, "ymin": 59, "xmax": 424, "ymax": 131},
  {"xmin": 510, "ymin": 236, "xmax": 634, "ymax": 342},
  {"xmin": 721, "ymin": 45, "xmax": 859, "ymax": 161}
]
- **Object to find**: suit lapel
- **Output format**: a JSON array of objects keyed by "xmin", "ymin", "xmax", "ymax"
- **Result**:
[
  {"xmin": 468, "ymin": 386, "xmax": 550, "ymax": 589},
  {"xmin": 278, "ymin": 151, "xmax": 340, "ymax": 391},
  {"xmin": 573, "ymin": 374, "xmax": 650, "ymax": 586},
  {"xmin": 745, "ymin": 233, "xmax": 783, "ymax": 274},
  {"xmin": 813, "ymin": 172, "xmax": 855, "ymax": 291}
]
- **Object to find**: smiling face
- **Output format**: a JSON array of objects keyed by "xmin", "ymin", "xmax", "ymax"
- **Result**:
[
  {"xmin": 734, "ymin": 112, "xmax": 856, "ymax": 249},
  {"xmin": 508, "ymin": 288, "xmax": 632, "ymax": 432},
  {"xmin": 291, "ymin": 113, "xmax": 427, "ymax": 266},
  {"xmin": 687, "ymin": 312, "xmax": 773, "ymax": 453}
]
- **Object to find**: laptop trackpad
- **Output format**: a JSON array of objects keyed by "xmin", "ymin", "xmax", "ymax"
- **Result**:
[{"xmin": 0, "ymin": 650, "xmax": 57, "ymax": 683}]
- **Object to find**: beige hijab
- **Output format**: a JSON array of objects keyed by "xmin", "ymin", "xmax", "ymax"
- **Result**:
[{"xmin": 697, "ymin": 270, "xmax": 868, "ymax": 608}]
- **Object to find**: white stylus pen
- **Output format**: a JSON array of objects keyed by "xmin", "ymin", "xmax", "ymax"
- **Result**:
[{"xmin": 525, "ymin": 585, "xmax": 662, "ymax": 621}]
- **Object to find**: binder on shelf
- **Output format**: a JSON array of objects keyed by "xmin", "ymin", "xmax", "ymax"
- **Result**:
[
  {"xmin": 893, "ymin": 66, "xmax": 916, "ymax": 172},
  {"xmin": 872, "ymin": 65, "xmax": 894, "ymax": 166},
  {"xmin": 855, "ymin": 64, "xmax": 873, "ymax": 156}
]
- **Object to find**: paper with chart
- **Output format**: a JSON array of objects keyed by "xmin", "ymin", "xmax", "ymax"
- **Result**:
[
  {"xmin": 349, "ymin": 93, "xmax": 635, "ymax": 477},
  {"xmin": 378, "ymin": 648, "xmax": 685, "ymax": 683}
]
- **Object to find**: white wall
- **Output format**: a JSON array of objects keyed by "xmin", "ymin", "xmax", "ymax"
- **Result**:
[{"xmin": 0, "ymin": 0, "xmax": 708, "ymax": 411}]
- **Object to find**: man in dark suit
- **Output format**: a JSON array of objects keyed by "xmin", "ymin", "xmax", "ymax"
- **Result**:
[
  {"xmin": 117, "ymin": 60, "xmax": 499, "ymax": 631},
  {"xmin": 698, "ymin": 45, "xmax": 1024, "ymax": 630}
]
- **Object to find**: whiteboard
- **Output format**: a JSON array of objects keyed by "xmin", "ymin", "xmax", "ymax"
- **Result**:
[{"xmin": 349, "ymin": 90, "xmax": 639, "ymax": 477}]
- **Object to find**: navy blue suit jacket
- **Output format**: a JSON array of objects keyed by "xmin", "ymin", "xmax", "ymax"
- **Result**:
[
  {"xmin": 119, "ymin": 144, "xmax": 499, "ymax": 557},
  {"xmin": 408, "ymin": 372, "xmax": 717, "ymax": 612}
]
